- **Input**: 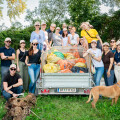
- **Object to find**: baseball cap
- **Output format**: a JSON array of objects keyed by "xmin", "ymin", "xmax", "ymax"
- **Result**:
[
  {"xmin": 91, "ymin": 40, "xmax": 97, "ymax": 43},
  {"xmin": 34, "ymin": 21, "xmax": 40, "ymax": 26},
  {"xmin": 103, "ymin": 42, "xmax": 110, "ymax": 46},
  {"xmin": 56, "ymin": 27, "xmax": 60, "ymax": 30},
  {"xmin": 51, "ymin": 23, "xmax": 56, "ymax": 28},
  {"xmin": 32, "ymin": 39, "xmax": 38, "ymax": 44},
  {"xmin": 5, "ymin": 37, "xmax": 11, "ymax": 42},
  {"xmin": 20, "ymin": 40, "xmax": 25, "ymax": 44},
  {"xmin": 116, "ymin": 40, "xmax": 120, "ymax": 46},
  {"xmin": 10, "ymin": 64, "xmax": 16, "ymax": 69},
  {"xmin": 63, "ymin": 28, "xmax": 67, "ymax": 31},
  {"xmin": 41, "ymin": 21, "xmax": 46, "ymax": 25}
]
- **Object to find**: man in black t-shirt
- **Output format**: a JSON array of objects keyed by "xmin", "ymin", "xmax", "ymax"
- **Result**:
[{"xmin": 2, "ymin": 64, "xmax": 23, "ymax": 100}]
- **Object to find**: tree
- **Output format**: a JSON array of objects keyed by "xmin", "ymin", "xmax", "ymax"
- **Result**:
[
  {"xmin": 25, "ymin": 0, "xmax": 69, "ymax": 27},
  {"xmin": 0, "ymin": 0, "xmax": 27, "ymax": 19},
  {"xmin": 67, "ymin": 0, "xmax": 100, "ymax": 27}
]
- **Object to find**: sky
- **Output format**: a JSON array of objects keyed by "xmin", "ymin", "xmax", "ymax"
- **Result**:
[{"xmin": 0, "ymin": 0, "xmax": 118, "ymax": 29}]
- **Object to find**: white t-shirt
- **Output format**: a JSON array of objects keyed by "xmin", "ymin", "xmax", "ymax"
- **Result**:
[
  {"xmin": 68, "ymin": 34, "xmax": 79, "ymax": 45},
  {"xmin": 62, "ymin": 37, "xmax": 68, "ymax": 46},
  {"xmin": 44, "ymin": 31, "xmax": 48, "ymax": 40},
  {"xmin": 87, "ymin": 48, "xmax": 104, "ymax": 67}
]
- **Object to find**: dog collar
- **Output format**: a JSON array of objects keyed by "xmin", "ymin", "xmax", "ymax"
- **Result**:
[{"xmin": 116, "ymin": 83, "xmax": 120, "ymax": 88}]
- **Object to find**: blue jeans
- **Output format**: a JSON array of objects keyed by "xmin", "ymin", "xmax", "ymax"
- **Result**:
[
  {"xmin": 2, "ymin": 86, "xmax": 23, "ymax": 100},
  {"xmin": 37, "ymin": 43, "xmax": 43, "ymax": 51},
  {"xmin": 104, "ymin": 69, "xmax": 114, "ymax": 86},
  {"xmin": 93, "ymin": 67, "xmax": 104, "ymax": 86},
  {"xmin": 1, "ymin": 66, "xmax": 9, "ymax": 92},
  {"xmin": 97, "ymin": 40, "xmax": 102, "ymax": 50},
  {"xmin": 28, "ymin": 64, "xmax": 40, "ymax": 93}
]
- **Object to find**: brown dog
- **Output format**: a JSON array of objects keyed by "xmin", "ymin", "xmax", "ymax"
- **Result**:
[{"xmin": 86, "ymin": 80, "xmax": 120, "ymax": 108}]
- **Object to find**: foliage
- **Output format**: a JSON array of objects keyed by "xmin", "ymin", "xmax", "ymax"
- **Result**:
[
  {"xmin": 67, "ymin": 0, "xmax": 101, "ymax": 27},
  {"xmin": 0, "ymin": 0, "xmax": 27, "ymax": 19},
  {"xmin": 0, "ymin": 25, "xmax": 35, "ymax": 50},
  {"xmin": 25, "ymin": 0, "xmax": 69, "ymax": 27},
  {"xmin": 90, "ymin": 10, "xmax": 120, "ymax": 42}
]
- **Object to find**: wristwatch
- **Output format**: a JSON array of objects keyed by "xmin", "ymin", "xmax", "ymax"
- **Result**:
[{"xmin": 6, "ymin": 56, "xmax": 8, "ymax": 59}]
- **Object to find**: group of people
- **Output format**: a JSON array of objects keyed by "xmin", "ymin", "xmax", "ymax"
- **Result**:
[{"xmin": 0, "ymin": 21, "xmax": 120, "ymax": 100}]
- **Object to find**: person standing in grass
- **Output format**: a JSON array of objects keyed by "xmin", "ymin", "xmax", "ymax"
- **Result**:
[
  {"xmin": 0, "ymin": 38, "xmax": 15, "ymax": 92},
  {"xmin": 30, "ymin": 21, "xmax": 45, "ymax": 51},
  {"xmin": 2, "ymin": 64, "xmax": 23, "ymax": 100},
  {"xmin": 114, "ymin": 40, "xmax": 120, "ymax": 82},
  {"xmin": 102, "ymin": 42, "xmax": 114, "ymax": 86},
  {"xmin": 83, "ymin": 40, "xmax": 104, "ymax": 86},
  {"xmin": 25, "ymin": 39, "xmax": 41, "ymax": 94},
  {"xmin": 16, "ymin": 40, "xmax": 29, "ymax": 92}
]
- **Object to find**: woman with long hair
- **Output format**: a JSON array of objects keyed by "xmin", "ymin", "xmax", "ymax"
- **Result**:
[
  {"xmin": 25, "ymin": 39, "xmax": 41, "ymax": 93},
  {"xmin": 61, "ymin": 28, "xmax": 68, "ymax": 46},
  {"xmin": 16, "ymin": 40, "xmax": 29, "ymax": 92},
  {"xmin": 102, "ymin": 42, "xmax": 114, "ymax": 86},
  {"xmin": 83, "ymin": 40, "xmax": 104, "ymax": 86},
  {"xmin": 68, "ymin": 27, "xmax": 79, "ymax": 47},
  {"xmin": 80, "ymin": 22, "xmax": 102, "ymax": 50}
]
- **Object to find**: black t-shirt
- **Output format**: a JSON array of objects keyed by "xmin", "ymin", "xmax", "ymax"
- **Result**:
[
  {"xmin": 26, "ymin": 50, "xmax": 41, "ymax": 64},
  {"xmin": 19, "ymin": 49, "xmax": 27, "ymax": 62},
  {"xmin": 3, "ymin": 73, "xmax": 21, "ymax": 87},
  {"xmin": 47, "ymin": 29, "xmax": 53, "ymax": 43}
]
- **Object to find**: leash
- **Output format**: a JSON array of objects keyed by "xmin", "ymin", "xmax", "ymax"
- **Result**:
[
  {"xmin": 116, "ymin": 83, "xmax": 120, "ymax": 88},
  {"xmin": 29, "ymin": 109, "xmax": 41, "ymax": 119}
]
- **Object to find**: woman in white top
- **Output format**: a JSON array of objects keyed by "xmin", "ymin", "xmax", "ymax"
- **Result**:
[
  {"xmin": 41, "ymin": 22, "xmax": 49, "ymax": 50},
  {"xmin": 61, "ymin": 28, "xmax": 68, "ymax": 46},
  {"xmin": 68, "ymin": 27, "xmax": 79, "ymax": 46},
  {"xmin": 83, "ymin": 40, "xmax": 104, "ymax": 86}
]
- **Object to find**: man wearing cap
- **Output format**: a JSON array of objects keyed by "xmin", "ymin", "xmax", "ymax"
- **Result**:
[
  {"xmin": 30, "ymin": 21, "xmax": 45, "ymax": 51},
  {"xmin": 47, "ymin": 23, "xmax": 56, "ymax": 46},
  {"xmin": 2, "ymin": 64, "xmax": 23, "ymax": 100},
  {"xmin": 59, "ymin": 23, "xmax": 67, "ymax": 35},
  {"xmin": 0, "ymin": 37, "xmax": 15, "ymax": 92}
]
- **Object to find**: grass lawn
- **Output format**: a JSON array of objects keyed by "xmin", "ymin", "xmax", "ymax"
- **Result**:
[{"xmin": 0, "ymin": 94, "xmax": 120, "ymax": 120}]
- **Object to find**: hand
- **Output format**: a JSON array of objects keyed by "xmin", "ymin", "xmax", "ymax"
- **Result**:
[
  {"xmin": 17, "ymin": 67, "xmax": 20, "ymax": 72},
  {"xmin": 114, "ymin": 62, "xmax": 117, "ymax": 65},
  {"xmin": 27, "ymin": 64, "xmax": 31, "ymax": 66},
  {"xmin": 12, "ymin": 93, "xmax": 18, "ymax": 97},
  {"xmin": 2, "ymin": 55, "xmax": 7, "ymax": 60},
  {"xmin": 107, "ymin": 71, "xmax": 111, "ymax": 77},
  {"xmin": 117, "ymin": 63, "xmax": 120, "ymax": 66}
]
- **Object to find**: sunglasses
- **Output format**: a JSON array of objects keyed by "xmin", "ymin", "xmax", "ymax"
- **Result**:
[
  {"xmin": 6, "ymin": 41, "xmax": 11, "ymax": 43},
  {"xmin": 69, "ymin": 28, "xmax": 71, "ymax": 29},
  {"xmin": 21, "ymin": 42, "xmax": 25, "ymax": 44},
  {"xmin": 33, "ymin": 43, "xmax": 38, "ymax": 46},
  {"xmin": 10, "ymin": 68, "xmax": 16, "ymax": 71},
  {"xmin": 35, "ymin": 25, "xmax": 40, "ymax": 26},
  {"xmin": 110, "ymin": 41, "xmax": 115, "ymax": 43}
]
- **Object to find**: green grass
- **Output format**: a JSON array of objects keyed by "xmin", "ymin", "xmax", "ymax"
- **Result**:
[{"xmin": 1, "ymin": 94, "xmax": 119, "ymax": 120}]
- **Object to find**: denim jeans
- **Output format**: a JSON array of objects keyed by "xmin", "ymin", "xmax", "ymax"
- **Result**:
[
  {"xmin": 93, "ymin": 67, "xmax": 104, "ymax": 86},
  {"xmin": 1, "ymin": 66, "xmax": 9, "ymax": 92},
  {"xmin": 2, "ymin": 86, "xmax": 23, "ymax": 100},
  {"xmin": 104, "ymin": 69, "xmax": 114, "ymax": 86},
  {"xmin": 37, "ymin": 43, "xmax": 43, "ymax": 51},
  {"xmin": 28, "ymin": 64, "xmax": 40, "ymax": 93}
]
